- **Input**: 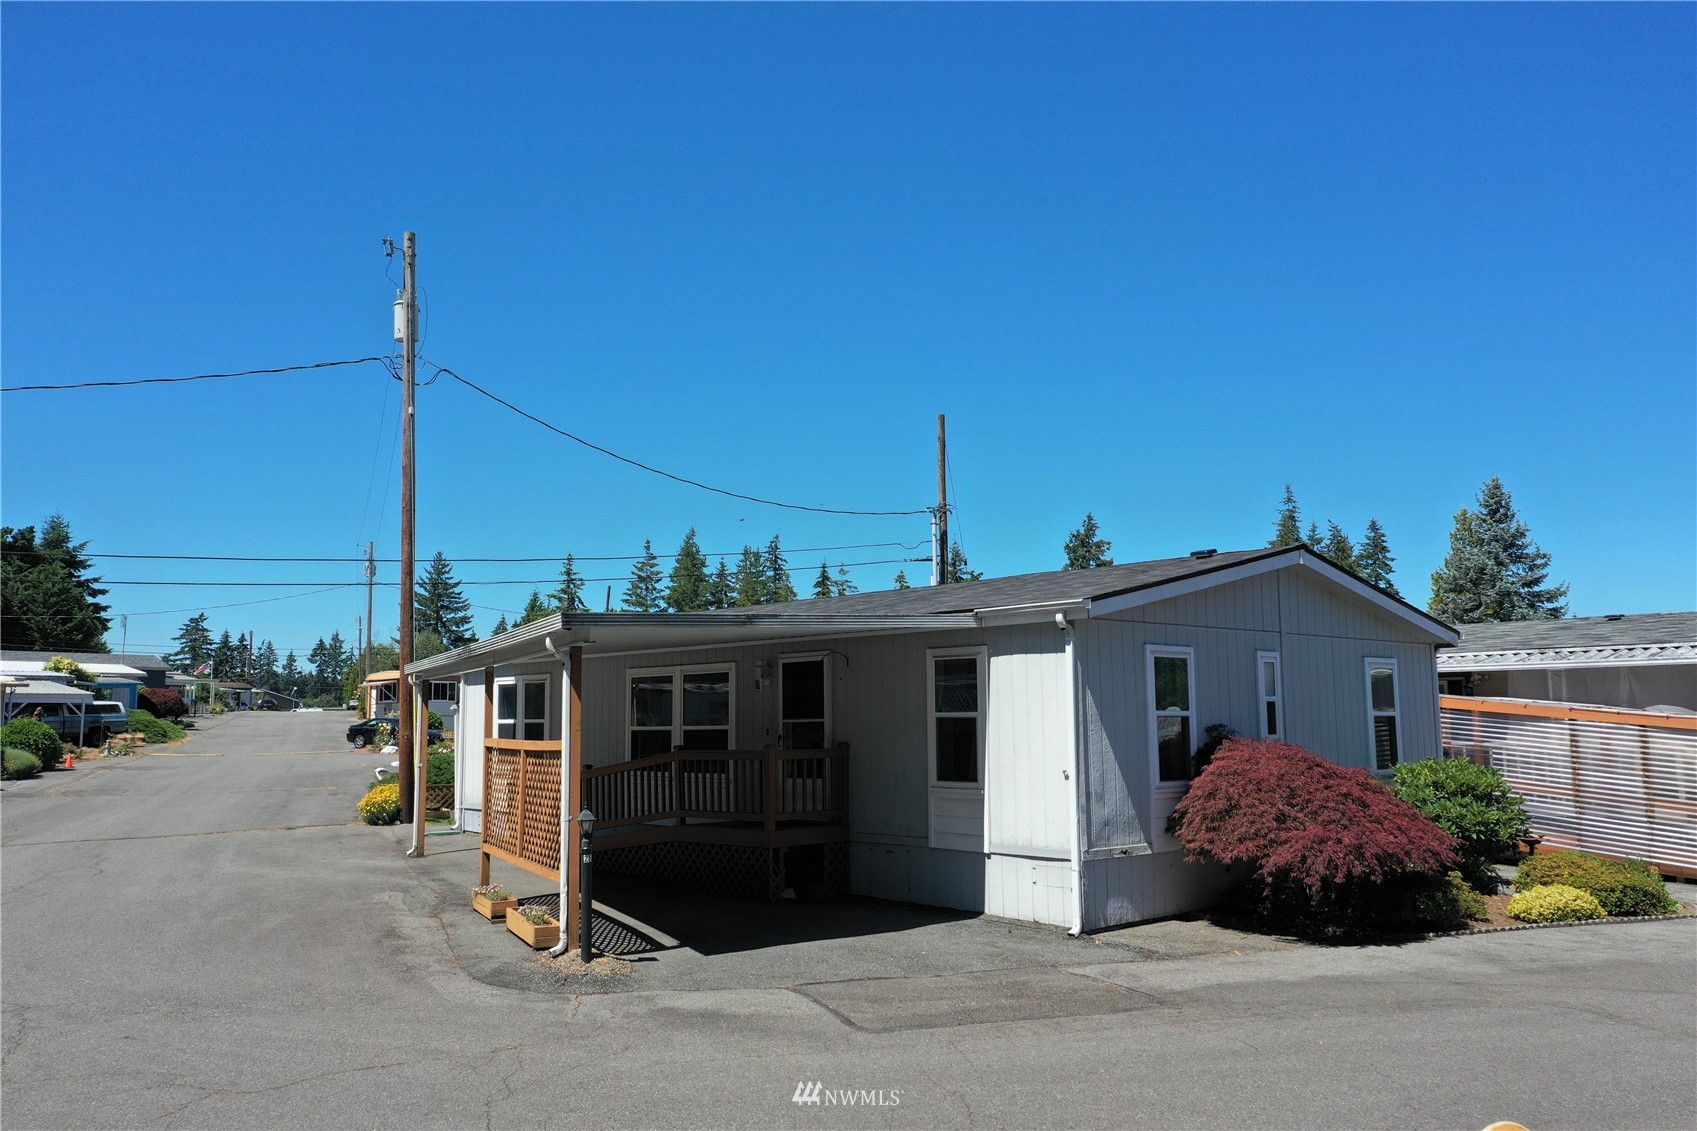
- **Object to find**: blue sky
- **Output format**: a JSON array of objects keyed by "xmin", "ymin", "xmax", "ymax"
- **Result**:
[{"xmin": 3, "ymin": 3, "xmax": 1692, "ymax": 661}]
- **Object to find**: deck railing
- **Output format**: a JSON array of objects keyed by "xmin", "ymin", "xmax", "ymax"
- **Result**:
[
  {"xmin": 482, "ymin": 740, "xmax": 848, "ymax": 880},
  {"xmin": 1441, "ymin": 695, "xmax": 1697, "ymax": 875},
  {"xmin": 583, "ymin": 744, "xmax": 849, "ymax": 833}
]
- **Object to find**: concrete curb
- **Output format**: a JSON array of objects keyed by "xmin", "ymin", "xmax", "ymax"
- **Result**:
[{"xmin": 1419, "ymin": 910, "xmax": 1696, "ymax": 940}]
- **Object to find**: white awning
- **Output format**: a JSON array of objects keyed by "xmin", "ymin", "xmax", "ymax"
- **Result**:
[{"xmin": 1, "ymin": 679, "xmax": 96, "ymax": 704}]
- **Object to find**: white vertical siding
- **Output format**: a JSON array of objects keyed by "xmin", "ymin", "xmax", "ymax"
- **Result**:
[
  {"xmin": 455, "ymin": 669, "xmax": 486, "ymax": 833},
  {"xmin": 985, "ymin": 625, "xmax": 1073, "ymax": 859},
  {"xmin": 1078, "ymin": 562, "xmax": 1447, "ymax": 930}
]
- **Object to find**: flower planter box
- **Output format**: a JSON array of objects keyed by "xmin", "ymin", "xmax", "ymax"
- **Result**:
[
  {"xmin": 506, "ymin": 913, "xmax": 560, "ymax": 950},
  {"xmin": 472, "ymin": 892, "xmax": 519, "ymax": 921}
]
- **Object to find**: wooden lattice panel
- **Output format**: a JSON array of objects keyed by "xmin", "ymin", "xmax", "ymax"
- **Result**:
[{"xmin": 482, "ymin": 741, "xmax": 562, "ymax": 876}]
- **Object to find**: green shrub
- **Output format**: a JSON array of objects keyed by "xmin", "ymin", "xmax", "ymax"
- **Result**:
[
  {"xmin": 1506, "ymin": 884, "xmax": 1606, "ymax": 923},
  {"xmin": 1172, "ymin": 737, "xmax": 1458, "ymax": 933},
  {"xmin": 3, "ymin": 747, "xmax": 43, "ymax": 780},
  {"xmin": 1, "ymin": 718, "xmax": 63, "ymax": 770},
  {"xmin": 1516, "ymin": 851, "xmax": 1678, "ymax": 917},
  {"xmin": 358, "ymin": 780, "xmax": 402, "ymax": 825},
  {"xmin": 427, "ymin": 708, "xmax": 444, "ymax": 731},
  {"xmin": 125, "ymin": 708, "xmax": 186, "ymax": 745},
  {"xmin": 1392, "ymin": 757, "xmax": 1531, "ymax": 891},
  {"xmin": 426, "ymin": 746, "xmax": 455, "ymax": 785}
]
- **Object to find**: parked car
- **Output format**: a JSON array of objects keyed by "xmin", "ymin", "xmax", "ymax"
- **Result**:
[
  {"xmin": 257, "ymin": 699, "xmax": 279, "ymax": 711},
  {"xmin": 18, "ymin": 701, "xmax": 130, "ymax": 745},
  {"xmin": 346, "ymin": 715, "xmax": 441, "ymax": 749}
]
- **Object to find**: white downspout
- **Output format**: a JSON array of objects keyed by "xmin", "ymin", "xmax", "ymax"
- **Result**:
[
  {"xmin": 1060, "ymin": 613, "xmax": 1084, "ymax": 937},
  {"xmin": 544, "ymin": 636, "xmax": 574, "ymax": 957}
]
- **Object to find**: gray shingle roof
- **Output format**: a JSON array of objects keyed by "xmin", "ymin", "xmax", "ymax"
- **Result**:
[
  {"xmin": 0, "ymin": 649, "xmax": 168, "ymax": 671},
  {"xmin": 1445, "ymin": 612, "xmax": 1697, "ymax": 655},
  {"xmin": 705, "ymin": 547, "xmax": 1293, "ymax": 617}
]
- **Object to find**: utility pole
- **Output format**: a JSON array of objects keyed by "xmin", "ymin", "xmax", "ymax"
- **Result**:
[
  {"xmin": 247, "ymin": 631, "xmax": 255, "ymax": 682},
  {"xmin": 364, "ymin": 541, "xmax": 376, "ymax": 683},
  {"xmin": 935, "ymin": 414, "xmax": 949, "ymax": 585},
  {"xmin": 397, "ymin": 231, "xmax": 419, "ymax": 826}
]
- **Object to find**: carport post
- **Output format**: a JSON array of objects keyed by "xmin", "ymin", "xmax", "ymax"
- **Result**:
[
  {"xmin": 409, "ymin": 676, "xmax": 427, "ymax": 857},
  {"xmin": 563, "ymin": 646, "xmax": 584, "ymax": 952}
]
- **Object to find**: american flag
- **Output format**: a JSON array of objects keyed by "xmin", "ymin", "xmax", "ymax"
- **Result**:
[{"xmin": 194, "ymin": 661, "xmax": 213, "ymax": 676}]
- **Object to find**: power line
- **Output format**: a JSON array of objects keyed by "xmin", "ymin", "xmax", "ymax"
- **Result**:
[
  {"xmin": 15, "ymin": 584, "xmax": 365, "ymax": 620},
  {"xmin": 94, "ymin": 556, "xmax": 929, "ymax": 589},
  {"xmin": 81, "ymin": 541, "xmax": 926, "ymax": 564},
  {"xmin": 0, "ymin": 357, "xmax": 391, "ymax": 394},
  {"xmin": 428, "ymin": 360, "xmax": 930, "ymax": 517}
]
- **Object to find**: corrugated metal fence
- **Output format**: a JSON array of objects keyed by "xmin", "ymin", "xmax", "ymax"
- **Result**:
[{"xmin": 1440, "ymin": 696, "xmax": 1697, "ymax": 876}]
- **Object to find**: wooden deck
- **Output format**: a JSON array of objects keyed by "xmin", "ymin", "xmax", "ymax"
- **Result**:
[{"xmin": 481, "ymin": 740, "xmax": 849, "ymax": 883}]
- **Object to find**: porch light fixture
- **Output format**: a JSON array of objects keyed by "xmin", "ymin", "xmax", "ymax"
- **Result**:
[{"xmin": 577, "ymin": 808, "xmax": 596, "ymax": 963}]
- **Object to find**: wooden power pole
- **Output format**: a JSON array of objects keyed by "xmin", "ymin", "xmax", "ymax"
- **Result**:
[
  {"xmin": 398, "ymin": 231, "xmax": 418, "ymax": 826},
  {"xmin": 364, "ymin": 541, "xmax": 376, "ymax": 684},
  {"xmin": 935, "ymin": 414, "xmax": 949, "ymax": 585}
]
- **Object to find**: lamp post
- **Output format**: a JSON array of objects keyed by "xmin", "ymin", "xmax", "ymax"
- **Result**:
[{"xmin": 577, "ymin": 808, "xmax": 596, "ymax": 963}]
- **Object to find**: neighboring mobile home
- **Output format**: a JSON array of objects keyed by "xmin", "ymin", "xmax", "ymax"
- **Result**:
[
  {"xmin": 1438, "ymin": 612, "xmax": 1697, "ymax": 713},
  {"xmin": 407, "ymin": 545, "xmax": 1458, "ymax": 933}
]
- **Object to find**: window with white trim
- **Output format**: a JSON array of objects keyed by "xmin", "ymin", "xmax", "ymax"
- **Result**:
[
  {"xmin": 1366, "ymin": 658, "xmax": 1400, "ymax": 770},
  {"xmin": 628, "ymin": 665, "xmax": 733, "ymax": 758},
  {"xmin": 428, "ymin": 680, "xmax": 458, "ymax": 703},
  {"xmin": 495, "ymin": 676, "xmax": 547, "ymax": 740},
  {"xmin": 1257, "ymin": 651, "xmax": 1283, "ymax": 739},
  {"xmin": 1149, "ymin": 646, "xmax": 1196, "ymax": 783},
  {"xmin": 930, "ymin": 652, "xmax": 983, "ymax": 785}
]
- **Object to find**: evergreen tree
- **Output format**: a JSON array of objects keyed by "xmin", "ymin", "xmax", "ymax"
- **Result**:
[
  {"xmin": 414, "ymin": 629, "xmax": 446, "ymax": 660},
  {"xmin": 1320, "ymin": 522, "xmax": 1357, "ymax": 573},
  {"xmin": 764, "ymin": 536, "xmax": 797, "ymax": 603},
  {"xmin": 1304, "ymin": 521, "xmax": 1322, "ymax": 547},
  {"xmin": 1270, "ymin": 484, "xmax": 1303, "ymax": 548},
  {"xmin": 552, "ymin": 554, "xmax": 588, "ymax": 612},
  {"xmin": 516, "ymin": 590, "xmax": 553, "ymax": 626},
  {"xmin": 279, "ymin": 651, "xmax": 302, "ymax": 693},
  {"xmin": 416, "ymin": 551, "xmax": 477, "ymax": 649},
  {"xmin": 705, "ymin": 559, "xmax": 734, "ymax": 610},
  {"xmin": 214, "ymin": 631, "xmax": 241, "ymax": 678},
  {"xmin": 832, "ymin": 565, "xmax": 858, "ymax": 597},
  {"xmin": 733, "ymin": 546, "xmax": 766, "ymax": 607},
  {"xmin": 491, "ymin": 615, "xmax": 510, "ymax": 636},
  {"xmin": 667, "ymin": 529, "xmax": 710, "ymax": 611},
  {"xmin": 623, "ymin": 540, "xmax": 666, "ymax": 612},
  {"xmin": 0, "ymin": 516, "xmax": 111, "ymax": 651},
  {"xmin": 1062, "ymin": 513, "xmax": 1114, "ymax": 569},
  {"xmin": 812, "ymin": 561, "xmax": 835, "ymax": 599},
  {"xmin": 252, "ymin": 639, "xmax": 279, "ymax": 688},
  {"xmin": 945, "ymin": 541, "xmax": 982, "ymax": 583},
  {"xmin": 1429, "ymin": 477, "xmax": 1569, "ymax": 623},
  {"xmin": 1355, "ymin": 519, "xmax": 1400, "ymax": 597},
  {"xmin": 893, "ymin": 570, "xmax": 911, "ymax": 590}
]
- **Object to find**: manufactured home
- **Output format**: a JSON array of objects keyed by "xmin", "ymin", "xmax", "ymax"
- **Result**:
[{"xmin": 405, "ymin": 544, "xmax": 1458, "ymax": 933}]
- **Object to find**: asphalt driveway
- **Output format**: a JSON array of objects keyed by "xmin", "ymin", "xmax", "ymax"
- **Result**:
[{"xmin": 4, "ymin": 710, "xmax": 1694, "ymax": 1130}]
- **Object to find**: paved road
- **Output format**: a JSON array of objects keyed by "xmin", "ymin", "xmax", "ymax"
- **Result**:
[{"xmin": 4, "ymin": 712, "xmax": 1694, "ymax": 1130}]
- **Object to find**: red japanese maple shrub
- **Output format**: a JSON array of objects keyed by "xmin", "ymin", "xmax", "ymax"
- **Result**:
[
  {"xmin": 138, "ymin": 686, "xmax": 188, "ymax": 722},
  {"xmin": 1172, "ymin": 738, "xmax": 1459, "ymax": 930}
]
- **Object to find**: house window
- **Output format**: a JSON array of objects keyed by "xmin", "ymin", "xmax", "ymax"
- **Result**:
[
  {"xmin": 495, "ymin": 680, "xmax": 518, "ymax": 739},
  {"xmin": 495, "ymin": 676, "xmax": 547, "ymax": 740},
  {"xmin": 1257, "ymin": 651, "xmax": 1283, "ymax": 739},
  {"xmin": 521, "ymin": 677, "xmax": 547, "ymax": 741},
  {"xmin": 1366, "ymin": 658, "xmax": 1400, "ymax": 770},
  {"xmin": 1149, "ymin": 646, "xmax": 1196, "ymax": 783},
  {"xmin": 930, "ymin": 652, "xmax": 983, "ymax": 785},
  {"xmin": 628, "ymin": 666, "xmax": 734, "ymax": 758},
  {"xmin": 428, "ymin": 681, "xmax": 458, "ymax": 703},
  {"xmin": 780, "ymin": 655, "xmax": 828, "ymax": 750}
]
